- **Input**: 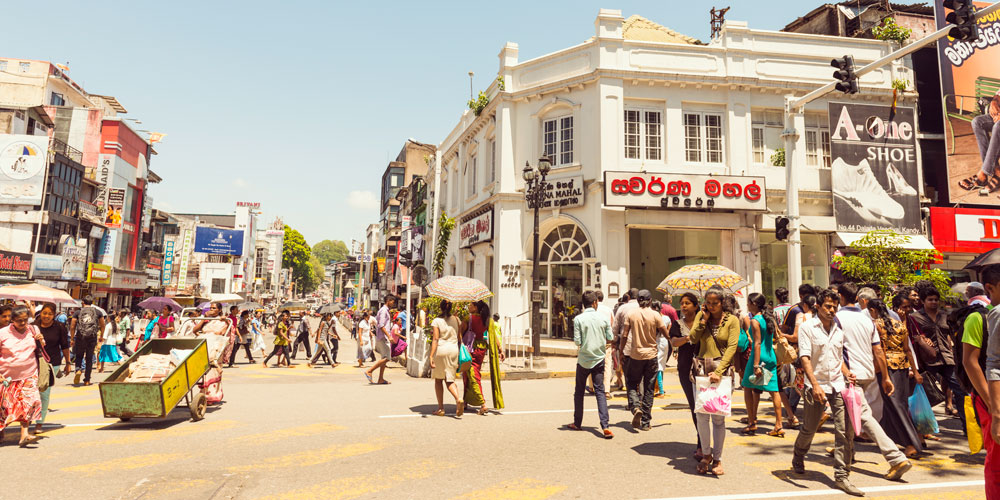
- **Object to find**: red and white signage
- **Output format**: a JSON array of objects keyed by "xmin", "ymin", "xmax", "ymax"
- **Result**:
[
  {"xmin": 459, "ymin": 209, "xmax": 493, "ymax": 248},
  {"xmin": 930, "ymin": 207, "xmax": 1000, "ymax": 253},
  {"xmin": 603, "ymin": 171, "xmax": 766, "ymax": 211}
]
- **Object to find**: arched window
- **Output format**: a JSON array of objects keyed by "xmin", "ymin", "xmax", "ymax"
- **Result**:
[{"xmin": 539, "ymin": 223, "xmax": 591, "ymax": 263}]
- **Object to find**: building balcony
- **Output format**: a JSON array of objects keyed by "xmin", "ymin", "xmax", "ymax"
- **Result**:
[{"xmin": 51, "ymin": 138, "xmax": 83, "ymax": 164}]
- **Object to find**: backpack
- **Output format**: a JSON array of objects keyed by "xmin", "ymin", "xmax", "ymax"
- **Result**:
[
  {"xmin": 953, "ymin": 303, "xmax": 989, "ymax": 395},
  {"xmin": 77, "ymin": 306, "xmax": 101, "ymax": 338}
]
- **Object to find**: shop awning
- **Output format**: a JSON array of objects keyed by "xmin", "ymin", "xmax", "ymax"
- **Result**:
[{"xmin": 833, "ymin": 232, "xmax": 935, "ymax": 251}]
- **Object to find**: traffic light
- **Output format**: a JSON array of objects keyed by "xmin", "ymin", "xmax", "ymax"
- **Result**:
[
  {"xmin": 831, "ymin": 55, "xmax": 859, "ymax": 94},
  {"xmin": 775, "ymin": 216, "xmax": 790, "ymax": 241},
  {"xmin": 944, "ymin": 0, "xmax": 979, "ymax": 41}
]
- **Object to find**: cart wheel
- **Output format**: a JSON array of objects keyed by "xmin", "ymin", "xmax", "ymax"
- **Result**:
[
  {"xmin": 190, "ymin": 392, "xmax": 207, "ymax": 421},
  {"xmin": 119, "ymin": 417, "xmax": 132, "ymax": 422}
]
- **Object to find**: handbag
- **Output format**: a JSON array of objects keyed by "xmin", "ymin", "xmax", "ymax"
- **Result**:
[
  {"xmin": 35, "ymin": 329, "xmax": 54, "ymax": 393},
  {"xmin": 392, "ymin": 339, "xmax": 408, "ymax": 357},
  {"xmin": 920, "ymin": 370, "xmax": 946, "ymax": 407},
  {"xmin": 908, "ymin": 316, "xmax": 938, "ymax": 365},
  {"xmin": 775, "ymin": 336, "xmax": 797, "ymax": 366},
  {"xmin": 458, "ymin": 342, "xmax": 472, "ymax": 373}
]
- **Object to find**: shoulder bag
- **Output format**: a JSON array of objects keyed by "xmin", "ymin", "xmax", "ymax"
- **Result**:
[
  {"xmin": 908, "ymin": 316, "xmax": 939, "ymax": 365},
  {"xmin": 34, "ymin": 327, "xmax": 54, "ymax": 392}
]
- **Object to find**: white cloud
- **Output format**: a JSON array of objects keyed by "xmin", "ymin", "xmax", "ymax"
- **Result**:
[
  {"xmin": 233, "ymin": 178, "xmax": 249, "ymax": 188},
  {"xmin": 346, "ymin": 190, "xmax": 379, "ymax": 211}
]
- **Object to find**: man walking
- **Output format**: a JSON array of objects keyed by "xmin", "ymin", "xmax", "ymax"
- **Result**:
[
  {"xmin": 969, "ymin": 267, "xmax": 1000, "ymax": 497},
  {"xmin": 792, "ymin": 288, "xmax": 863, "ymax": 496},
  {"xmin": 910, "ymin": 287, "xmax": 966, "ymax": 424},
  {"xmin": 69, "ymin": 295, "xmax": 106, "ymax": 386},
  {"xmin": 290, "ymin": 311, "xmax": 313, "ymax": 360},
  {"xmin": 611, "ymin": 289, "xmax": 638, "ymax": 392},
  {"xmin": 620, "ymin": 289, "xmax": 666, "ymax": 431},
  {"xmin": 568, "ymin": 291, "xmax": 614, "ymax": 439},
  {"xmin": 589, "ymin": 290, "xmax": 615, "ymax": 397},
  {"xmin": 366, "ymin": 295, "xmax": 395, "ymax": 384},
  {"xmin": 836, "ymin": 283, "xmax": 911, "ymax": 481}
]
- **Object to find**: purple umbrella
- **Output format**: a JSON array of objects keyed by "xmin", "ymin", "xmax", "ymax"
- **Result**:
[
  {"xmin": 138, "ymin": 296, "xmax": 182, "ymax": 312},
  {"xmin": 198, "ymin": 301, "xmax": 228, "ymax": 312}
]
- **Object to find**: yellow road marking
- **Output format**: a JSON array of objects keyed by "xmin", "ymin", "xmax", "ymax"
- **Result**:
[
  {"xmin": 45, "ymin": 398, "xmax": 102, "ymax": 410},
  {"xmin": 228, "ymin": 439, "xmax": 386, "ymax": 472},
  {"xmin": 256, "ymin": 460, "xmax": 456, "ymax": 500},
  {"xmin": 867, "ymin": 490, "xmax": 984, "ymax": 500},
  {"xmin": 98, "ymin": 419, "xmax": 240, "ymax": 445},
  {"xmin": 233, "ymin": 422, "xmax": 345, "ymax": 445},
  {"xmin": 243, "ymin": 374, "xmax": 279, "ymax": 379},
  {"xmin": 46, "ymin": 408, "xmax": 105, "ymax": 421},
  {"xmin": 61, "ymin": 452, "xmax": 186, "ymax": 476},
  {"xmin": 451, "ymin": 478, "xmax": 567, "ymax": 500}
]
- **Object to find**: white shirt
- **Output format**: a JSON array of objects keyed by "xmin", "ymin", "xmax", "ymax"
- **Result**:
[
  {"xmin": 358, "ymin": 319, "xmax": 371, "ymax": 344},
  {"xmin": 614, "ymin": 300, "xmax": 639, "ymax": 356},
  {"xmin": 798, "ymin": 316, "xmax": 846, "ymax": 394},
  {"xmin": 836, "ymin": 305, "xmax": 880, "ymax": 381},
  {"xmin": 597, "ymin": 304, "xmax": 615, "ymax": 332}
]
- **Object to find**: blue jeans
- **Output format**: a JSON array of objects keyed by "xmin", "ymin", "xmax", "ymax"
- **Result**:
[
  {"xmin": 574, "ymin": 360, "xmax": 609, "ymax": 429},
  {"xmin": 973, "ymin": 114, "xmax": 1000, "ymax": 176}
]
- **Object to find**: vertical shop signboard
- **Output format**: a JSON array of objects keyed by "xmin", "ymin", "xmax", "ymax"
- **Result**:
[
  {"xmin": 162, "ymin": 240, "xmax": 175, "ymax": 285},
  {"xmin": 176, "ymin": 230, "xmax": 193, "ymax": 289}
]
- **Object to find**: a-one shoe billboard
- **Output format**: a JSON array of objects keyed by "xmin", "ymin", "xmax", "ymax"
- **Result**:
[
  {"xmin": 829, "ymin": 102, "xmax": 921, "ymax": 234},
  {"xmin": 935, "ymin": 2, "xmax": 1000, "ymax": 205}
]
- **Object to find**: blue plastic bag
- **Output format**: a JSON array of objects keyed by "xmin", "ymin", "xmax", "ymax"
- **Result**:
[{"xmin": 908, "ymin": 384, "xmax": 940, "ymax": 435}]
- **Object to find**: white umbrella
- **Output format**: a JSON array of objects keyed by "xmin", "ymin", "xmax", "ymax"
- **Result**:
[
  {"xmin": 0, "ymin": 283, "xmax": 78, "ymax": 305},
  {"xmin": 425, "ymin": 276, "xmax": 493, "ymax": 302},
  {"xmin": 209, "ymin": 292, "xmax": 244, "ymax": 303}
]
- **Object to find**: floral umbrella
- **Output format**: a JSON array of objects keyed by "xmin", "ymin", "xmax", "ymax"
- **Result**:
[
  {"xmin": 655, "ymin": 264, "xmax": 749, "ymax": 296},
  {"xmin": 425, "ymin": 275, "xmax": 493, "ymax": 302},
  {"xmin": 0, "ymin": 283, "xmax": 78, "ymax": 305}
]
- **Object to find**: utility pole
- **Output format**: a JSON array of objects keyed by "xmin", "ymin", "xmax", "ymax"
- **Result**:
[{"xmin": 783, "ymin": 0, "xmax": 999, "ymax": 303}]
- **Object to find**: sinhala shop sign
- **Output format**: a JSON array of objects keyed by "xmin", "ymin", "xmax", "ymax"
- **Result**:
[{"xmin": 603, "ymin": 171, "xmax": 766, "ymax": 211}]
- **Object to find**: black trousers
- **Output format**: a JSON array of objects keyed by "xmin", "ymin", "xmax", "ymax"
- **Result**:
[
  {"xmin": 263, "ymin": 345, "xmax": 287, "ymax": 365},
  {"xmin": 229, "ymin": 342, "xmax": 255, "ymax": 366},
  {"xmin": 291, "ymin": 333, "xmax": 311, "ymax": 359},
  {"xmin": 118, "ymin": 337, "xmax": 134, "ymax": 358},
  {"xmin": 330, "ymin": 338, "xmax": 339, "ymax": 363},
  {"xmin": 73, "ymin": 335, "xmax": 97, "ymax": 383},
  {"xmin": 626, "ymin": 357, "xmax": 657, "ymax": 427}
]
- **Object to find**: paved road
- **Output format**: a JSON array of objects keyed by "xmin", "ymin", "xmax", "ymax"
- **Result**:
[{"xmin": 5, "ymin": 321, "xmax": 987, "ymax": 499}]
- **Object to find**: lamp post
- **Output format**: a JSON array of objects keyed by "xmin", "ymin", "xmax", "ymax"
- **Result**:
[{"xmin": 522, "ymin": 156, "xmax": 551, "ymax": 362}]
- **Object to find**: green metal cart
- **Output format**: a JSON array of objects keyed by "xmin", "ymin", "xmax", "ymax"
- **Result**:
[{"xmin": 98, "ymin": 338, "xmax": 211, "ymax": 422}]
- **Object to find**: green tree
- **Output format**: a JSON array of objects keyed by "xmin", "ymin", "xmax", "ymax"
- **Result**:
[
  {"xmin": 313, "ymin": 239, "xmax": 350, "ymax": 264},
  {"xmin": 282, "ymin": 226, "xmax": 314, "ymax": 295},
  {"xmin": 832, "ymin": 230, "xmax": 954, "ymax": 301},
  {"xmin": 433, "ymin": 212, "xmax": 456, "ymax": 275},
  {"xmin": 306, "ymin": 254, "xmax": 327, "ymax": 293}
]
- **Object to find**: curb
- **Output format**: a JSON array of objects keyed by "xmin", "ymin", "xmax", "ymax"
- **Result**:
[{"xmin": 495, "ymin": 370, "xmax": 576, "ymax": 381}]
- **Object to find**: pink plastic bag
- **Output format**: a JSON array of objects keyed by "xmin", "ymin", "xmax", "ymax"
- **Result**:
[
  {"xmin": 694, "ymin": 376, "xmax": 733, "ymax": 416},
  {"xmin": 841, "ymin": 384, "xmax": 864, "ymax": 436}
]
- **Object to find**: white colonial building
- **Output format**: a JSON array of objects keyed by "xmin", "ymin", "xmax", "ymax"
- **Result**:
[{"xmin": 425, "ymin": 9, "xmax": 918, "ymax": 339}]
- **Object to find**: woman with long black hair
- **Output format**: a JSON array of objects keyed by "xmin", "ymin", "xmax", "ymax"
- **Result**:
[
  {"xmin": 430, "ymin": 300, "xmax": 463, "ymax": 416},
  {"xmin": 870, "ymin": 296, "xmax": 923, "ymax": 458},
  {"xmin": 740, "ymin": 292, "xmax": 784, "ymax": 437},
  {"xmin": 669, "ymin": 292, "xmax": 702, "ymax": 459}
]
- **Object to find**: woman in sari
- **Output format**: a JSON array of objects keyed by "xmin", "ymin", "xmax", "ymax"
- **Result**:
[
  {"xmin": 190, "ymin": 302, "xmax": 230, "ymax": 403},
  {"xmin": 0, "ymin": 305, "xmax": 44, "ymax": 447},
  {"xmin": 871, "ymin": 296, "xmax": 923, "ymax": 458},
  {"xmin": 463, "ymin": 302, "xmax": 489, "ymax": 415}
]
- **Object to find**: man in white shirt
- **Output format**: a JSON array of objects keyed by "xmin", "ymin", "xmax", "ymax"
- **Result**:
[
  {"xmin": 612, "ymin": 289, "xmax": 639, "ymax": 394},
  {"xmin": 836, "ymin": 283, "xmax": 911, "ymax": 481},
  {"xmin": 792, "ymin": 289, "xmax": 863, "ymax": 497}
]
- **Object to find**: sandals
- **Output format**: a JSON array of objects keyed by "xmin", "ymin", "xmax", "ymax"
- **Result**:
[
  {"xmin": 697, "ymin": 456, "xmax": 714, "ymax": 474},
  {"xmin": 710, "ymin": 460, "xmax": 724, "ymax": 476},
  {"xmin": 19, "ymin": 435, "xmax": 39, "ymax": 447},
  {"xmin": 741, "ymin": 425, "xmax": 758, "ymax": 436},
  {"xmin": 456, "ymin": 401, "xmax": 465, "ymax": 417},
  {"xmin": 432, "ymin": 409, "xmax": 445, "ymax": 416},
  {"xmin": 960, "ymin": 174, "xmax": 988, "ymax": 190},
  {"xmin": 786, "ymin": 417, "xmax": 800, "ymax": 429},
  {"xmin": 768, "ymin": 428, "xmax": 785, "ymax": 438},
  {"xmin": 477, "ymin": 408, "xmax": 489, "ymax": 416},
  {"xmin": 694, "ymin": 449, "xmax": 704, "ymax": 461}
]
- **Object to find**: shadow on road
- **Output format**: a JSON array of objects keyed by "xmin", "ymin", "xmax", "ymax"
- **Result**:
[{"xmin": 632, "ymin": 441, "xmax": 706, "ymax": 476}]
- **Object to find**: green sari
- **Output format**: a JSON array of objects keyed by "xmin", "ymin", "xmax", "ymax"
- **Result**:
[{"xmin": 487, "ymin": 318, "xmax": 505, "ymax": 409}]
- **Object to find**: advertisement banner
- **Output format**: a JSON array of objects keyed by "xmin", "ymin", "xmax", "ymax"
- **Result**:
[
  {"xmin": 828, "ymin": 102, "xmax": 920, "ymax": 234},
  {"xmin": 61, "ymin": 242, "xmax": 86, "ymax": 281},
  {"xmin": 930, "ymin": 207, "xmax": 1000, "ymax": 253},
  {"xmin": 459, "ymin": 209, "xmax": 493, "ymax": 248},
  {"xmin": 104, "ymin": 188, "xmax": 125, "ymax": 229},
  {"xmin": 0, "ymin": 250, "xmax": 32, "ymax": 280},
  {"xmin": 541, "ymin": 175, "xmax": 585, "ymax": 209},
  {"xmin": 936, "ymin": 2, "xmax": 1000, "ymax": 205},
  {"xmin": 193, "ymin": 226, "xmax": 245, "ymax": 256},
  {"xmin": 94, "ymin": 155, "xmax": 114, "ymax": 214},
  {"xmin": 177, "ymin": 230, "xmax": 193, "ymax": 288},
  {"xmin": 30, "ymin": 253, "xmax": 63, "ymax": 280},
  {"xmin": 111, "ymin": 269, "xmax": 146, "ymax": 290},
  {"xmin": 0, "ymin": 134, "xmax": 48, "ymax": 205},
  {"xmin": 87, "ymin": 263, "xmax": 112, "ymax": 284},
  {"xmin": 411, "ymin": 225, "xmax": 425, "ymax": 265},
  {"xmin": 603, "ymin": 171, "xmax": 766, "ymax": 211},
  {"xmin": 162, "ymin": 241, "xmax": 174, "ymax": 284},
  {"xmin": 142, "ymin": 193, "xmax": 152, "ymax": 233}
]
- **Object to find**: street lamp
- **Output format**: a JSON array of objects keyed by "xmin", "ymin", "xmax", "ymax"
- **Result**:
[{"xmin": 523, "ymin": 155, "xmax": 551, "ymax": 361}]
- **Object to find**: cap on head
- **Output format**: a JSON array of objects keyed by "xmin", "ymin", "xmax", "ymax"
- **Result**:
[{"xmin": 637, "ymin": 289, "xmax": 652, "ymax": 301}]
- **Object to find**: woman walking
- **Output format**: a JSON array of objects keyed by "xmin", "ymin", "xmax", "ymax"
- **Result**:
[
  {"xmin": 652, "ymin": 300, "xmax": 671, "ymax": 397},
  {"xmin": 262, "ymin": 310, "xmax": 291, "ymax": 368},
  {"xmin": 871, "ymin": 296, "xmax": 923, "ymax": 458},
  {"xmin": 740, "ymin": 293, "xmax": 784, "ymax": 437},
  {"xmin": 357, "ymin": 310, "xmax": 372, "ymax": 368},
  {"xmin": 33, "ymin": 303, "xmax": 70, "ymax": 435},
  {"xmin": 430, "ymin": 300, "xmax": 463, "ymax": 417},
  {"xmin": 97, "ymin": 311, "xmax": 122, "ymax": 373},
  {"xmin": 0, "ymin": 305, "xmax": 44, "ymax": 447},
  {"xmin": 688, "ymin": 286, "xmax": 740, "ymax": 476},
  {"xmin": 670, "ymin": 293, "xmax": 702, "ymax": 459},
  {"xmin": 251, "ymin": 311, "xmax": 267, "ymax": 357},
  {"xmin": 308, "ymin": 313, "xmax": 336, "ymax": 368},
  {"xmin": 463, "ymin": 301, "xmax": 490, "ymax": 415}
]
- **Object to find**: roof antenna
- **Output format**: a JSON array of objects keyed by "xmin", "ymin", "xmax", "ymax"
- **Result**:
[{"xmin": 710, "ymin": 6, "xmax": 731, "ymax": 39}]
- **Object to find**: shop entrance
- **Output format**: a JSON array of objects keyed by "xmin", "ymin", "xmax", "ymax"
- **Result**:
[
  {"xmin": 536, "ymin": 222, "xmax": 593, "ymax": 339},
  {"xmin": 628, "ymin": 228, "xmax": 724, "ymax": 301}
]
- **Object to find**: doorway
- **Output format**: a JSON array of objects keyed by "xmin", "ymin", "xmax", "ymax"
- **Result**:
[{"xmin": 536, "ymin": 222, "xmax": 592, "ymax": 339}]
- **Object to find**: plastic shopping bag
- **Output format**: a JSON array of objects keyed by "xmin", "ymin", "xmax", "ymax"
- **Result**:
[
  {"xmin": 908, "ymin": 384, "xmax": 940, "ymax": 436},
  {"xmin": 694, "ymin": 375, "xmax": 733, "ymax": 416},
  {"xmin": 966, "ymin": 395, "xmax": 984, "ymax": 454},
  {"xmin": 841, "ymin": 384, "xmax": 864, "ymax": 437}
]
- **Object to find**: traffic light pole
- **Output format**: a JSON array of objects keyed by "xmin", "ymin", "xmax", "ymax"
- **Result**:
[{"xmin": 783, "ymin": 0, "xmax": 1000, "ymax": 304}]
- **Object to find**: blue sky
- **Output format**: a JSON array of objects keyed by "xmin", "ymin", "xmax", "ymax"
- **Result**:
[{"xmin": 6, "ymin": 1, "xmax": 816, "ymax": 246}]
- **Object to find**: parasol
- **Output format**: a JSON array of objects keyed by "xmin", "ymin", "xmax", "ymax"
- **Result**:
[
  {"xmin": 655, "ymin": 264, "xmax": 749, "ymax": 296},
  {"xmin": 425, "ymin": 275, "xmax": 493, "ymax": 302},
  {"xmin": 0, "ymin": 283, "xmax": 78, "ymax": 305}
]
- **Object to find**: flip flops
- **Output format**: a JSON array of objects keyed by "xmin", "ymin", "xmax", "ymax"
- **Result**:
[{"xmin": 364, "ymin": 372, "xmax": 372, "ymax": 383}]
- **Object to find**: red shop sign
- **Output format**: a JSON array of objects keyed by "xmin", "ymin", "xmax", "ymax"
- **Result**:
[
  {"xmin": 929, "ymin": 207, "xmax": 1000, "ymax": 254},
  {"xmin": 603, "ymin": 171, "xmax": 766, "ymax": 211}
]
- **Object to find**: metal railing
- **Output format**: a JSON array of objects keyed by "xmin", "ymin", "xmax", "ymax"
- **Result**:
[
  {"xmin": 51, "ymin": 138, "xmax": 83, "ymax": 164},
  {"xmin": 501, "ymin": 310, "xmax": 533, "ymax": 370}
]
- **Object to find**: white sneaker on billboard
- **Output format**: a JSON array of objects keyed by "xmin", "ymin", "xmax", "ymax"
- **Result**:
[{"xmin": 832, "ymin": 157, "xmax": 904, "ymax": 220}]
